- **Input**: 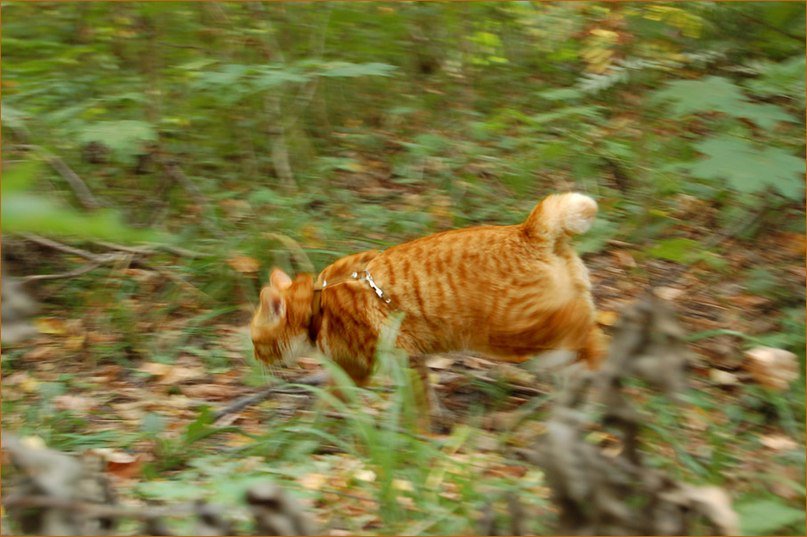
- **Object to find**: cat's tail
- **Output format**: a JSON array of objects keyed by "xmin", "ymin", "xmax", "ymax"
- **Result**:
[{"xmin": 523, "ymin": 192, "xmax": 597, "ymax": 244}]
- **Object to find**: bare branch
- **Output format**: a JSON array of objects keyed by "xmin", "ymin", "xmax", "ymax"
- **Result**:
[
  {"xmin": 22, "ymin": 261, "xmax": 103, "ymax": 283},
  {"xmin": 14, "ymin": 144, "xmax": 102, "ymax": 210}
]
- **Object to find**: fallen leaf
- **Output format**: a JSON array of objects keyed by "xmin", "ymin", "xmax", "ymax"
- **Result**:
[
  {"xmin": 89, "ymin": 448, "xmax": 142, "ymax": 479},
  {"xmin": 426, "ymin": 355, "xmax": 455, "ymax": 370},
  {"xmin": 597, "ymin": 310, "xmax": 619, "ymax": 326},
  {"xmin": 300, "ymin": 472, "xmax": 327, "ymax": 491},
  {"xmin": 392, "ymin": 479, "xmax": 414, "ymax": 492},
  {"xmin": 65, "ymin": 334, "xmax": 86, "ymax": 352},
  {"xmin": 745, "ymin": 346, "xmax": 798, "ymax": 390},
  {"xmin": 20, "ymin": 376, "xmax": 40, "ymax": 394},
  {"xmin": 612, "ymin": 249, "xmax": 637, "ymax": 268},
  {"xmin": 709, "ymin": 369, "xmax": 739, "ymax": 386},
  {"xmin": 23, "ymin": 345, "xmax": 58, "ymax": 361},
  {"xmin": 159, "ymin": 365, "xmax": 207, "ymax": 385},
  {"xmin": 179, "ymin": 383, "xmax": 239, "ymax": 400},
  {"xmin": 654, "ymin": 286, "xmax": 685, "ymax": 301},
  {"xmin": 760, "ymin": 434, "xmax": 798, "ymax": 452},
  {"xmin": 34, "ymin": 317, "xmax": 68, "ymax": 335},
  {"xmin": 20, "ymin": 436, "xmax": 46, "ymax": 449},
  {"xmin": 355, "ymin": 469, "xmax": 376, "ymax": 483},
  {"xmin": 139, "ymin": 362, "xmax": 172, "ymax": 377},
  {"xmin": 53, "ymin": 395, "xmax": 96, "ymax": 412}
]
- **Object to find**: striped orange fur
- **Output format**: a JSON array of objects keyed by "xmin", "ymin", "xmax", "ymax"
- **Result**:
[{"xmin": 251, "ymin": 192, "xmax": 605, "ymax": 392}]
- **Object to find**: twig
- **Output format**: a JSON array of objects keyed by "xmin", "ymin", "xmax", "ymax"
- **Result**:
[
  {"xmin": 22, "ymin": 262, "xmax": 103, "ymax": 283},
  {"xmin": 156, "ymin": 156, "xmax": 208, "ymax": 209},
  {"xmin": 213, "ymin": 371, "xmax": 329, "ymax": 421},
  {"xmin": 21, "ymin": 233, "xmax": 101, "ymax": 261},
  {"xmin": 15, "ymin": 145, "xmax": 102, "ymax": 210},
  {"xmin": 20, "ymin": 235, "xmax": 208, "ymax": 298},
  {"xmin": 2, "ymin": 495, "xmax": 195, "ymax": 521},
  {"xmin": 95, "ymin": 240, "xmax": 208, "ymax": 258}
]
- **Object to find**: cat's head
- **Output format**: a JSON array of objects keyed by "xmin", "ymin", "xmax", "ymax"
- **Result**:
[{"xmin": 250, "ymin": 268, "xmax": 315, "ymax": 365}]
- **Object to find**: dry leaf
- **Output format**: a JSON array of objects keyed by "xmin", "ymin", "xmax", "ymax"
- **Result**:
[
  {"xmin": 180, "ymin": 383, "xmax": 239, "ymax": 400},
  {"xmin": 760, "ymin": 434, "xmax": 798, "ymax": 452},
  {"xmin": 426, "ymin": 355, "xmax": 455, "ymax": 370},
  {"xmin": 34, "ymin": 317, "xmax": 68, "ymax": 335},
  {"xmin": 53, "ymin": 395, "xmax": 96, "ymax": 412},
  {"xmin": 597, "ymin": 310, "xmax": 619, "ymax": 326},
  {"xmin": 392, "ymin": 479, "xmax": 414, "ymax": 492},
  {"xmin": 138, "ymin": 362, "xmax": 172, "ymax": 377},
  {"xmin": 654, "ymin": 286, "xmax": 685, "ymax": 301},
  {"xmin": 709, "ymin": 369, "xmax": 739, "ymax": 386},
  {"xmin": 355, "ymin": 469, "xmax": 376, "ymax": 482},
  {"xmin": 744, "ymin": 346, "xmax": 798, "ymax": 390},
  {"xmin": 300, "ymin": 472, "xmax": 327, "ymax": 491},
  {"xmin": 88, "ymin": 448, "xmax": 141, "ymax": 479},
  {"xmin": 612, "ymin": 249, "xmax": 637, "ymax": 268},
  {"xmin": 159, "ymin": 365, "xmax": 206, "ymax": 385}
]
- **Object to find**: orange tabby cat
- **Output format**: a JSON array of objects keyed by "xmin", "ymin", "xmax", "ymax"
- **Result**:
[{"xmin": 251, "ymin": 192, "xmax": 605, "ymax": 413}]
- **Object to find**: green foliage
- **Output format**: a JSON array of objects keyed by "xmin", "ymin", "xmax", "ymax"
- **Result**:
[
  {"xmin": 688, "ymin": 136, "xmax": 805, "ymax": 200},
  {"xmin": 646, "ymin": 237, "xmax": 701, "ymax": 263},
  {"xmin": 744, "ymin": 55, "xmax": 806, "ymax": 108},
  {"xmin": 652, "ymin": 76, "xmax": 753, "ymax": 116},
  {"xmin": 76, "ymin": 120, "xmax": 157, "ymax": 163},
  {"xmin": 2, "ymin": 3, "xmax": 805, "ymax": 535},
  {"xmin": 737, "ymin": 498, "xmax": 806, "ymax": 535},
  {"xmin": 1, "ymin": 163, "xmax": 157, "ymax": 242}
]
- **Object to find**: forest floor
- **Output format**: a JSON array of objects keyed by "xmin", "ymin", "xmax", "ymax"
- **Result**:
[{"xmin": 2, "ymin": 219, "xmax": 804, "ymax": 535}]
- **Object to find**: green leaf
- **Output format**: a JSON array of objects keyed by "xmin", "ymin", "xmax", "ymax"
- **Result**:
[
  {"xmin": 136, "ymin": 480, "xmax": 204, "ymax": 502},
  {"xmin": 689, "ymin": 136, "xmax": 805, "ymax": 200},
  {"xmin": 77, "ymin": 120, "xmax": 157, "ymax": 163},
  {"xmin": 1, "ymin": 161, "xmax": 41, "ymax": 193},
  {"xmin": 535, "ymin": 87, "xmax": 584, "ymax": 102},
  {"xmin": 1, "ymin": 103, "xmax": 30, "ymax": 135},
  {"xmin": 317, "ymin": 61, "xmax": 397, "ymax": 78},
  {"xmin": 733, "ymin": 101, "xmax": 798, "ymax": 130},
  {"xmin": 737, "ymin": 499, "xmax": 805, "ymax": 535},
  {"xmin": 575, "ymin": 217, "xmax": 618, "ymax": 254},
  {"xmin": 2, "ymin": 193, "xmax": 156, "ymax": 241},
  {"xmin": 652, "ymin": 76, "xmax": 749, "ymax": 115},
  {"xmin": 529, "ymin": 105, "xmax": 604, "ymax": 125},
  {"xmin": 252, "ymin": 66, "xmax": 310, "ymax": 89},
  {"xmin": 646, "ymin": 237, "xmax": 700, "ymax": 263},
  {"xmin": 745, "ymin": 55, "xmax": 806, "ymax": 105}
]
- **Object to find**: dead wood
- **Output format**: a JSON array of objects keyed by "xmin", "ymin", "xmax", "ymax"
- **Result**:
[{"xmin": 527, "ymin": 294, "xmax": 739, "ymax": 535}]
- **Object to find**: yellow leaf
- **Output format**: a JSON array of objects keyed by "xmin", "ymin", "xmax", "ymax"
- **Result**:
[
  {"xmin": 35, "ymin": 317, "xmax": 68, "ymax": 335},
  {"xmin": 597, "ymin": 310, "xmax": 618, "ymax": 326}
]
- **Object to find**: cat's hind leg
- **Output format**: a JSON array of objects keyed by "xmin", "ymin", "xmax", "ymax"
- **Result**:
[{"xmin": 409, "ymin": 354, "xmax": 454, "ymax": 433}]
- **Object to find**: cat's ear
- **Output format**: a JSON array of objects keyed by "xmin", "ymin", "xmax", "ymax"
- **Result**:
[
  {"xmin": 259, "ymin": 286, "xmax": 286, "ymax": 320},
  {"xmin": 269, "ymin": 268, "xmax": 293, "ymax": 290}
]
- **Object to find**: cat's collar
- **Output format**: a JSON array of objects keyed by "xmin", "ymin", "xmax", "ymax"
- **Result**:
[
  {"xmin": 318, "ymin": 270, "xmax": 392, "ymax": 304},
  {"xmin": 308, "ymin": 270, "xmax": 392, "ymax": 343}
]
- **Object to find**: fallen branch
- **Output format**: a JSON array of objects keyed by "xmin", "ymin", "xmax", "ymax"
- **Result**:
[
  {"xmin": 156, "ymin": 156, "xmax": 208, "ymax": 209},
  {"xmin": 19, "ymin": 235, "xmax": 210, "ymax": 301},
  {"xmin": 2, "ymin": 434, "xmax": 317, "ymax": 536},
  {"xmin": 2, "ymin": 495, "xmax": 194, "ymax": 522},
  {"xmin": 23, "ymin": 261, "xmax": 103, "ymax": 283},
  {"xmin": 20, "ymin": 234, "xmax": 131, "ymax": 283},
  {"xmin": 14, "ymin": 145, "xmax": 102, "ymax": 210},
  {"xmin": 525, "ymin": 295, "xmax": 739, "ymax": 535},
  {"xmin": 213, "ymin": 371, "xmax": 329, "ymax": 421}
]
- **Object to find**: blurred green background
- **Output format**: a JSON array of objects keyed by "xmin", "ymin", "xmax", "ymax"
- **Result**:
[{"xmin": 2, "ymin": 2, "xmax": 805, "ymax": 535}]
